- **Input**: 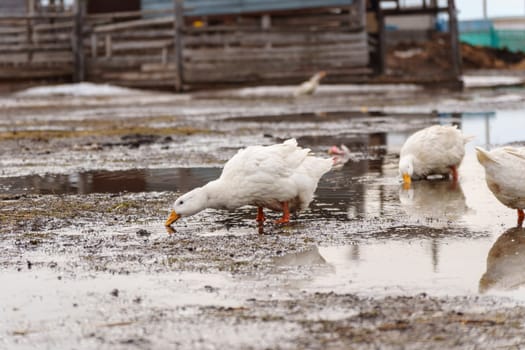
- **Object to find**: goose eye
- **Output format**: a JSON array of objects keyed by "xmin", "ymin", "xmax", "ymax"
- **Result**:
[{"xmin": 179, "ymin": 200, "xmax": 184, "ymax": 205}]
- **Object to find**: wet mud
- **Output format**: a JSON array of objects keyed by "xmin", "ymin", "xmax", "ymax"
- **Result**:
[{"xmin": 2, "ymin": 83, "xmax": 525, "ymax": 349}]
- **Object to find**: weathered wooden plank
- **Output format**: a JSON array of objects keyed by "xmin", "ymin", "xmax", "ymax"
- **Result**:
[
  {"xmin": 32, "ymin": 51, "xmax": 74, "ymax": 62},
  {"xmin": 184, "ymin": 67, "xmax": 370, "ymax": 83},
  {"xmin": 183, "ymin": 22, "xmax": 362, "ymax": 34},
  {"xmin": 86, "ymin": 9, "xmax": 174, "ymax": 21},
  {"xmin": 141, "ymin": 63, "xmax": 177, "ymax": 72},
  {"xmin": 111, "ymin": 40, "xmax": 173, "ymax": 51},
  {"xmin": 93, "ymin": 30, "xmax": 175, "ymax": 40},
  {"xmin": 0, "ymin": 68, "xmax": 72, "ymax": 78},
  {"xmin": 94, "ymin": 16, "xmax": 174, "ymax": 33},
  {"xmin": 184, "ymin": 49, "xmax": 370, "ymax": 64},
  {"xmin": 0, "ymin": 53, "xmax": 28, "ymax": 63},
  {"xmin": 87, "ymin": 55, "xmax": 169, "ymax": 67},
  {"xmin": 0, "ymin": 13, "xmax": 74, "ymax": 20},
  {"xmin": 0, "ymin": 35, "xmax": 28, "ymax": 44},
  {"xmin": 184, "ymin": 42, "xmax": 369, "ymax": 61},
  {"xmin": 0, "ymin": 27, "xmax": 27, "ymax": 35},
  {"xmin": 33, "ymin": 32, "xmax": 72, "ymax": 43},
  {"xmin": 185, "ymin": 58, "xmax": 370, "ymax": 77},
  {"xmin": 33, "ymin": 21, "xmax": 74, "ymax": 32},
  {"xmin": 99, "ymin": 71, "xmax": 178, "ymax": 80},
  {"xmin": 183, "ymin": 30, "xmax": 366, "ymax": 47},
  {"xmin": 0, "ymin": 43, "xmax": 72, "ymax": 52}
]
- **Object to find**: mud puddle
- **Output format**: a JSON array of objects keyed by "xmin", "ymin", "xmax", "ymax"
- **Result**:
[
  {"xmin": 2, "ymin": 109, "xmax": 525, "ymax": 300},
  {"xmin": 4, "ymin": 86, "xmax": 525, "ymax": 348}
]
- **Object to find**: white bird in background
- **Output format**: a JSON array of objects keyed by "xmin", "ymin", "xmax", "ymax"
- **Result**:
[
  {"xmin": 399, "ymin": 125, "xmax": 472, "ymax": 189},
  {"xmin": 328, "ymin": 144, "xmax": 354, "ymax": 167},
  {"xmin": 294, "ymin": 71, "xmax": 327, "ymax": 97},
  {"xmin": 476, "ymin": 146, "xmax": 525, "ymax": 227},
  {"xmin": 165, "ymin": 138, "xmax": 332, "ymax": 226}
]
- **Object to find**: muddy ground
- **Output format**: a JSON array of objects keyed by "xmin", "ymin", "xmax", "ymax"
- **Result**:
[{"xmin": 2, "ymin": 80, "xmax": 525, "ymax": 349}]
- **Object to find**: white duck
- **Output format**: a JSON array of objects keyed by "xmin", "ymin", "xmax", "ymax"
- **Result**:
[
  {"xmin": 165, "ymin": 139, "xmax": 332, "ymax": 226},
  {"xmin": 399, "ymin": 125, "xmax": 472, "ymax": 188},
  {"xmin": 294, "ymin": 71, "xmax": 327, "ymax": 97},
  {"xmin": 476, "ymin": 146, "xmax": 525, "ymax": 227}
]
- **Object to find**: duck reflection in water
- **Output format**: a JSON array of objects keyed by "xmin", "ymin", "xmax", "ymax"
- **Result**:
[
  {"xmin": 399, "ymin": 180, "xmax": 469, "ymax": 225},
  {"xmin": 273, "ymin": 246, "xmax": 328, "ymax": 266},
  {"xmin": 480, "ymin": 226, "xmax": 525, "ymax": 293}
]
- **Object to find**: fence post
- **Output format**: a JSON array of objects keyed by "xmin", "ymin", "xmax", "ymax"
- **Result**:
[
  {"xmin": 377, "ymin": 11, "xmax": 385, "ymax": 75},
  {"xmin": 356, "ymin": 0, "xmax": 365, "ymax": 29},
  {"xmin": 447, "ymin": 0, "xmax": 462, "ymax": 78},
  {"xmin": 173, "ymin": 0, "xmax": 184, "ymax": 92},
  {"xmin": 73, "ymin": 0, "xmax": 85, "ymax": 82},
  {"xmin": 27, "ymin": 0, "xmax": 35, "ymax": 62}
]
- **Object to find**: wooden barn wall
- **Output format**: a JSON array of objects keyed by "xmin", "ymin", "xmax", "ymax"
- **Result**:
[
  {"xmin": 85, "ymin": 2, "xmax": 369, "ymax": 90},
  {"xmin": 0, "ymin": 0, "xmax": 369, "ymax": 91},
  {"xmin": 0, "ymin": 13, "xmax": 74, "ymax": 89},
  {"xmin": 0, "ymin": 0, "xmax": 27, "ymax": 14},
  {"xmin": 183, "ymin": 8, "xmax": 369, "ymax": 88}
]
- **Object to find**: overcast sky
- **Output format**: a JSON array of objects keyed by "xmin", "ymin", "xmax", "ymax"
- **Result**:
[{"xmin": 456, "ymin": 0, "xmax": 525, "ymax": 19}]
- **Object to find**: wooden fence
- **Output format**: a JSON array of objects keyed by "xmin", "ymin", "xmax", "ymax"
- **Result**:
[
  {"xmin": 0, "ymin": 13, "xmax": 74, "ymax": 87},
  {"xmin": 0, "ymin": 0, "xmax": 371, "ymax": 91}
]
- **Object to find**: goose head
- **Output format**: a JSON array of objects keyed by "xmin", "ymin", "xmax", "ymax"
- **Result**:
[
  {"xmin": 312, "ymin": 71, "xmax": 327, "ymax": 82},
  {"xmin": 165, "ymin": 187, "xmax": 208, "ymax": 226},
  {"xmin": 399, "ymin": 155, "xmax": 414, "ymax": 189}
]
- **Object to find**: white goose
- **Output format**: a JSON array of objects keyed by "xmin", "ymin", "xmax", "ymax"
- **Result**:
[
  {"xmin": 476, "ymin": 146, "xmax": 525, "ymax": 227},
  {"xmin": 165, "ymin": 139, "xmax": 332, "ymax": 226},
  {"xmin": 294, "ymin": 71, "xmax": 327, "ymax": 97},
  {"xmin": 399, "ymin": 125, "xmax": 472, "ymax": 188}
]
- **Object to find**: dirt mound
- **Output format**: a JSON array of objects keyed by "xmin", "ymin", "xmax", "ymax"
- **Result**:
[
  {"xmin": 387, "ymin": 36, "xmax": 455, "ymax": 79},
  {"xmin": 387, "ymin": 35, "xmax": 525, "ymax": 77},
  {"xmin": 461, "ymin": 43, "xmax": 525, "ymax": 69}
]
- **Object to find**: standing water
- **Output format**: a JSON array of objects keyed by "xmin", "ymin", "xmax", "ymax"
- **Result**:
[{"xmin": 1, "ymin": 110, "xmax": 525, "ymax": 300}]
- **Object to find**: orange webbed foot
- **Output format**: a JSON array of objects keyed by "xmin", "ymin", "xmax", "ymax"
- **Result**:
[{"xmin": 274, "ymin": 201, "xmax": 290, "ymax": 224}]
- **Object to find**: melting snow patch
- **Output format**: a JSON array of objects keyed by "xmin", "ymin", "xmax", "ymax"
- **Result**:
[
  {"xmin": 16, "ymin": 82, "xmax": 143, "ymax": 97},
  {"xmin": 463, "ymin": 75, "xmax": 525, "ymax": 88},
  {"xmin": 230, "ymin": 84, "xmax": 421, "ymax": 97}
]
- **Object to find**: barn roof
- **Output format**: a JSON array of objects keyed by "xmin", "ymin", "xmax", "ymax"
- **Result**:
[{"xmin": 142, "ymin": 0, "xmax": 355, "ymax": 16}]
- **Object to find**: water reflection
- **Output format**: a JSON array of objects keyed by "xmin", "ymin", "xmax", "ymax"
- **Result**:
[
  {"xmin": 479, "ymin": 226, "xmax": 525, "ymax": 293},
  {"xmin": 273, "ymin": 246, "xmax": 328, "ymax": 267},
  {"xmin": 0, "ymin": 168, "xmax": 221, "ymax": 195},
  {"xmin": 399, "ymin": 180, "xmax": 469, "ymax": 225}
]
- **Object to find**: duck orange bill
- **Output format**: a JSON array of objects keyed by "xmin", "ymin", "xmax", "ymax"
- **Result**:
[
  {"xmin": 165, "ymin": 210, "xmax": 180, "ymax": 226},
  {"xmin": 403, "ymin": 173, "xmax": 412, "ymax": 187}
]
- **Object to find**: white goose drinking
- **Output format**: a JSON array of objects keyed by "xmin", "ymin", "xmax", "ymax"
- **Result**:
[
  {"xmin": 476, "ymin": 146, "xmax": 525, "ymax": 227},
  {"xmin": 165, "ymin": 139, "xmax": 332, "ymax": 226},
  {"xmin": 399, "ymin": 125, "xmax": 472, "ymax": 188}
]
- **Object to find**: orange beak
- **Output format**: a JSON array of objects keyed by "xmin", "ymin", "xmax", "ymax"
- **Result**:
[
  {"xmin": 165, "ymin": 210, "xmax": 180, "ymax": 226},
  {"xmin": 402, "ymin": 173, "xmax": 411, "ymax": 190}
]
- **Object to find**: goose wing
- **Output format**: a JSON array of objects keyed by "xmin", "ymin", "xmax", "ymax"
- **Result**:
[{"xmin": 220, "ymin": 139, "xmax": 310, "ymax": 185}]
